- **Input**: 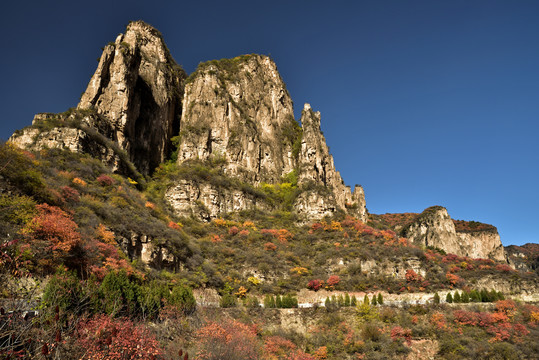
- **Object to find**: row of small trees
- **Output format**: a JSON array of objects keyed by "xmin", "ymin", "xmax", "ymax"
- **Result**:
[
  {"xmin": 263, "ymin": 294, "xmax": 299, "ymax": 308},
  {"xmin": 433, "ymin": 289, "xmax": 504, "ymax": 304},
  {"xmin": 325, "ymin": 293, "xmax": 384, "ymax": 308}
]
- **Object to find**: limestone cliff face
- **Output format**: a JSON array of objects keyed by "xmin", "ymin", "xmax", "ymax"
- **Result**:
[
  {"xmin": 295, "ymin": 104, "xmax": 367, "ymax": 221},
  {"xmin": 78, "ymin": 20, "xmax": 185, "ymax": 175},
  {"xmin": 10, "ymin": 112, "xmax": 118, "ymax": 167},
  {"xmin": 456, "ymin": 231, "xmax": 505, "ymax": 261},
  {"xmin": 177, "ymin": 55, "xmax": 297, "ymax": 184},
  {"xmin": 165, "ymin": 180, "xmax": 270, "ymax": 221},
  {"xmin": 11, "ymin": 21, "xmax": 185, "ymax": 177},
  {"xmin": 403, "ymin": 206, "xmax": 506, "ymax": 261}
]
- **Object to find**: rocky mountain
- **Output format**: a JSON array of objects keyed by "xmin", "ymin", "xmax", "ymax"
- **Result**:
[
  {"xmin": 8, "ymin": 21, "xmax": 510, "ymax": 260},
  {"xmin": 376, "ymin": 206, "xmax": 506, "ymax": 261},
  {"xmin": 11, "ymin": 21, "xmax": 185, "ymax": 176}
]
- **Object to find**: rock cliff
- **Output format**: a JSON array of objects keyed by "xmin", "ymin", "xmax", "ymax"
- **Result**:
[
  {"xmin": 78, "ymin": 20, "xmax": 186, "ymax": 175},
  {"xmin": 176, "ymin": 54, "xmax": 297, "ymax": 184},
  {"xmin": 8, "ymin": 21, "xmax": 514, "ymax": 262},
  {"xmin": 295, "ymin": 104, "xmax": 367, "ymax": 221},
  {"xmin": 10, "ymin": 21, "xmax": 185, "ymax": 176},
  {"xmin": 402, "ymin": 206, "xmax": 506, "ymax": 261}
]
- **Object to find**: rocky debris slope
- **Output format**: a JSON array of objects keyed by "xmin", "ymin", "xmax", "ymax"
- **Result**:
[{"xmin": 402, "ymin": 206, "xmax": 506, "ymax": 261}]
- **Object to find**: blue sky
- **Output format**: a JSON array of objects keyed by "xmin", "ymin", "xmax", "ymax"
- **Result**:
[{"xmin": 1, "ymin": 1, "xmax": 538, "ymax": 246}]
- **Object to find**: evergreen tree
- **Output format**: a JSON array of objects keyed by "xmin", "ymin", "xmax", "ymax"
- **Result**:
[
  {"xmin": 364, "ymin": 294, "xmax": 370, "ymax": 305},
  {"xmin": 480, "ymin": 289, "xmax": 489, "ymax": 302},
  {"xmin": 470, "ymin": 290, "xmax": 480, "ymax": 302},
  {"xmin": 453, "ymin": 291, "xmax": 461, "ymax": 303},
  {"xmin": 338, "ymin": 294, "xmax": 345, "ymax": 307},
  {"xmin": 489, "ymin": 289, "xmax": 499, "ymax": 302},
  {"xmin": 325, "ymin": 297, "xmax": 331, "ymax": 308},
  {"xmin": 461, "ymin": 291, "xmax": 470, "ymax": 303},
  {"xmin": 446, "ymin": 293, "xmax": 453, "ymax": 303},
  {"xmin": 344, "ymin": 293, "xmax": 351, "ymax": 307},
  {"xmin": 371, "ymin": 295, "xmax": 377, "ymax": 306},
  {"xmin": 377, "ymin": 293, "xmax": 383, "ymax": 305},
  {"xmin": 275, "ymin": 294, "xmax": 283, "ymax": 308},
  {"xmin": 351, "ymin": 295, "xmax": 357, "ymax": 307},
  {"xmin": 433, "ymin": 292, "xmax": 440, "ymax": 304},
  {"xmin": 497, "ymin": 291, "xmax": 505, "ymax": 300}
]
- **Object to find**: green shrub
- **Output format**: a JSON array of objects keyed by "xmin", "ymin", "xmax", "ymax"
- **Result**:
[{"xmin": 220, "ymin": 293, "xmax": 237, "ymax": 308}]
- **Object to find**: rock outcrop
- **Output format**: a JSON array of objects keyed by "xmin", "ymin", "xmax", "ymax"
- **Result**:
[
  {"xmin": 165, "ymin": 179, "xmax": 270, "ymax": 221},
  {"xmin": 78, "ymin": 20, "xmax": 186, "ymax": 175},
  {"xmin": 295, "ymin": 104, "xmax": 367, "ymax": 221},
  {"xmin": 177, "ymin": 55, "xmax": 297, "ymax": 184},
  {"xmin": 403, "ymin": 206, "xmax": 506, "ymax": 261},
  {"xmin": 11, "ymin": 21, "xmax": 185, "ymax": 176}
]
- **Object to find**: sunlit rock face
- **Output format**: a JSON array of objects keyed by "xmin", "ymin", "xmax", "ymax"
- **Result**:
[
  {"xmin": 177, "ymin": 54, "xmax": 297, "ymax": 184},
  {"xmin": 403, "ymin": 206, "xmax": 506, "ymax": 261},
  {"xmin": 78, "ymin": 20, "xmax": 186, "ymax": 175},
  {"xmin": 295, "ymin": 104, "xmax": 367, "ymax": 222}
]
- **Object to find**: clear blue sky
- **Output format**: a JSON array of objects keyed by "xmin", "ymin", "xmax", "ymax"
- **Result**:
[{"xmin": 1, "ymin": 1, "xmax": 538, "ymax": 246}]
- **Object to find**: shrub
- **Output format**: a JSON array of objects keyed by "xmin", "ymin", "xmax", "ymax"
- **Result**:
[
  {"xmin": 96, "ymin": 174, "xmax": 115, "ymax": 186},
  {"xmin": 77, "ymin": 315, "xmax": 164, "ymax": 359},
  {"xmin": 195, "ymin": 319, "xmax": 261, "ymax": 360},
  {"xmin": 98, "ymin": 270, "xmax": 141, "ymax": 316},
  {"xmin": 220, "ymin": 293, "xmax": 237, "ymax": 308},
  {"xmin": 307, "ymin": 279, "xmax": 324, "ymax": 291}
]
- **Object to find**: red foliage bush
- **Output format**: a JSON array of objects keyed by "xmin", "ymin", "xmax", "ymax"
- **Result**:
[
  {"xmin": 60, "ymin": 186, "xmax": 80, "ymax": 202},
  {"xmin": 77, "ymin": 315, "xmax": 164, "ymax": 359},
  {"xmin": 390, "ymin": 326, "xmax": 412, "ymax": 345},
  {"xmin": 96, "ymin": 174, "xmax": 115, "ymax": 186},
  {"xmin": 23, "ymin": 204, "xmax": 81, "ymax": 257},
  {"xmin": 326, "ymin": 275, "xmax": 340, "ymax": 288},
  {"xmin": 228, "ymin": 226, "xmax": 239, "ymax": 236},
  {"xmin": 195, "ymin": 319, "xmax": 261, "ymax": 360},
  {"xmin": 264, "ymin": 242, "xmax": 277, "ymax": 251},
  {"xmin": 405, "ymin": 269, "xmax": 423, "ymax": 283},
  {"xmin": 307, "ymin": 279, "xmax": 324, "ymax": 291},
  {"xmin": 168, "ymin": 221, "xmax": 182, "ymax": 231}
]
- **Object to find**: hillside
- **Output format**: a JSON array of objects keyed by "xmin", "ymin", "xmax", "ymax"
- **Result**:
[{"xmin": 2, "ymin": 21, "xmax": 539, "ymax": 359}]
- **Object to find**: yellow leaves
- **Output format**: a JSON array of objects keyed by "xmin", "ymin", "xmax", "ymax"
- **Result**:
[
  {"xmin": 290, "ymin": 266, "xmax": 309, "ymax": 276},
  {"xmin": 235, "ymin": 286, "xmax": 248, "ymax": 298},
  {"xmin": 95, "ymin": 224, "xmax": 115, "ymax": 245},
  {"xmin": 145, "ymin": 201, "xmax": 156, "ymax": 210},
  {"xmin": 72, "ymin": 177, "xmax": 87, "ymax": 187},
  {"xmin": 247, "ymin": 277, "xmax": 261, "ymax": 286}
]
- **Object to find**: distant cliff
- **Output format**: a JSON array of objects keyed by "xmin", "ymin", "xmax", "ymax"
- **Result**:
[{"xmin": 379, "ymin": 206, "xmax": 506, "ymax": 261}]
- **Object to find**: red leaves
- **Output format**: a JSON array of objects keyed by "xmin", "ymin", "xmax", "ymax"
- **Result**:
[
  {"xmin": 326, "ymin": 275, "xmax": 340, "ymax": 289},
  {"xmin": 307, "ymin": 279, "xmax": 324, "ymax": 291},
  {"xmin": 405, "ymin": 269, "xmax": 423, "ymax": 283},
  {"xmin": 390, "ymin": 326, "xmax": 412, "ymax": 345},
  {"xmin": 261, "ymin": 228, "xmax": 293, "ymax": 243},
  {"xmin": 195, "ymin": 319, "xmax": 261, "ymax": 360},
  {"xmin": 96, "ymin": 174, "xmax": 115, "ymax": 186},
  {"xmin": 77, "ymin": 315, "xmax": 164, "ymax": 359},
  {"xmin": 23, "ymin": 203, "xmax": 81, "ymax": 254},
  {"xmin": 445, "ymin": 272, "xmax": 463, "ymax": 286}
]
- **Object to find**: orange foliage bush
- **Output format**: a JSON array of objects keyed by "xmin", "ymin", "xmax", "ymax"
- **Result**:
[
  {"xmin": 195, "ymin": 319, "xmax": 261, "ymax": 360},
  {"xmin": 23, "ymin": 204, "xmax": 81, "ymax": 255},
  {"xmin": 77, "ymin": 315, "xmax": 163, "ymax": 359}
]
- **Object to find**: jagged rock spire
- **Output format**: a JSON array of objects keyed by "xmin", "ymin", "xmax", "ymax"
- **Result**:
[{"xmin": 78, "ymin": 20, "xmax": 186, "ymax": 175}]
